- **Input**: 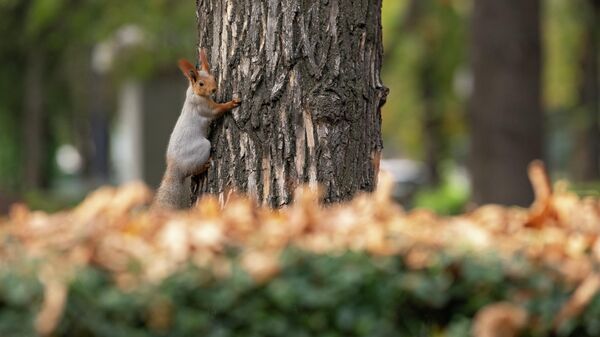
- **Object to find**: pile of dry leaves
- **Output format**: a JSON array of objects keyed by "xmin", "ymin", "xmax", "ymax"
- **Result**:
[{"xmin": 0, "ymin": 161, "xmax": 599, "ymax": 337}]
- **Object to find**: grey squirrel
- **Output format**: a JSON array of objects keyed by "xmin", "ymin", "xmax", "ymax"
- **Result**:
[{"xmin": 154, "ymin": 48, "xmax": 241, "ymax": 209}]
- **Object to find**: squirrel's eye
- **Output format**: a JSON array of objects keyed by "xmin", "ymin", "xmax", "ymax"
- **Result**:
[{"xmin": 199, "ymin": 81, "xmax": 204, "ymax": 87}]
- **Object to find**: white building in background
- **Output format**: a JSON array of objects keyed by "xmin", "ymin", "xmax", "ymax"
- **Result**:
[
  {"xmin": 92, "ymin": 25, "xmax": 146, "ymax": 185},
  {"xmin": 113, "ymin": 80, "xmax": 143, "ymax": 183}
]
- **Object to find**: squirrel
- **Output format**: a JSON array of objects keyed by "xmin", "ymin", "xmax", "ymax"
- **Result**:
[{"xmin": 153, "ymin": 47, "xmax": 241, "ymax": 209}]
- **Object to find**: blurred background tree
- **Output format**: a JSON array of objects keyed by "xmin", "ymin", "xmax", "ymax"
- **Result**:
[
  {"xmin": 469, "ymin": 0, "xmax": 543, "ymax": 207},
  {"xmin": 381, "ymin": 0, "xmax": 599, "ymax": 212},
  {"xmin": 384, "ymin": 0, "xmax": 467, "ymax": 187},
  {"xmin": 0, "ymin": 0, "xmax": 195, "ymax": 210},
  {"xmin": 0, "ymin": 0, "xmax": 598, "ymax": 213}
]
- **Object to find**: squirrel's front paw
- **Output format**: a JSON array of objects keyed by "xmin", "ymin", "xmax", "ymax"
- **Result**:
[{"xmin": 232, "ymin": 97, "xmax": 242, "ymax": 108}]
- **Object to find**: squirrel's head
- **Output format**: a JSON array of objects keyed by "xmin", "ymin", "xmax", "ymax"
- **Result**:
[{"xmin": 178, "ymin": 47, "xmax": 217, "ymax": 98}]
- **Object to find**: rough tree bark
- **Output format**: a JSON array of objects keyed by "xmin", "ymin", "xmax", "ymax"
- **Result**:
[
  {"xmin": 193, "ymin": 0, "xmax": 387, "ymax": 207},
  {"xmin": 469, "ymin": 0, "xmax": 543, "ymax": 207}
]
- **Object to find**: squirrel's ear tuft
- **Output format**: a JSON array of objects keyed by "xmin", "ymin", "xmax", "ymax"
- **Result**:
[
  {"xmin": 178, "ymin": 59, "xmax": 197, "ymax": 82},
  {"xmin": 199, "ymin": 47, "xmax": 210, "ymax": 73}
]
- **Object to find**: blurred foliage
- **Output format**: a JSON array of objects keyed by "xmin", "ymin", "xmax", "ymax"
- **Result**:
[
  {"xmin": 413, "ymin": 163, "xmax": 469, "ymax": 215},
  {"xmin": 0, "ymin": 250, "xmax": 599, "ymax": 337},
  {"xmin": 22, "ymin": 189, "xmax": 80, "ymax": 213},
  {"xmin": 0, "ymin": 169, "xmax": 598, "ymax": 336},
  {"xmin": 0, "ymin": 0, "xmax": 195, "ymax": 193},
  {"xmin": 380, "ymin": 0, "xmax": 597, "ymax": 183},
  {"xmin": 381, "ymin": 0, "xmax": 469, "ymax": 159},
  {"xmin": 570, "ymin": 181, "xmax": 600, "ymax": 198},
  {"xmin": 1, "ymin": 0, "xmax": 598, "ymax": 207},
  {"xmin": 544, "ymin": 0, "xmax": 584, "ymax": 111},
  {"xmin": 544, "ymin": 0, "xmax": 599, "ymax": 179}
]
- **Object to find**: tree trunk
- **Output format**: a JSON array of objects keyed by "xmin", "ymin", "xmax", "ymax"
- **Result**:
[
  {"xmin": 578, "ymin": 0, "xmax": 600, "ymax": 181},
  {"xmin": 421, "ymin": 47, "xmax": 442, "ymax": 187},
  {"xmin": 469, "ymin": 0, "xmax": 543, "ymax": 207},
  {"xmin": 23, "ymin": 49, "xmax": 46, "ymax": 189},
  {"xmin": 88, "ymin": 72, "xmax": 111, "ymax": 185},
  {"xmin": 193, "ymin": 0, "xmax": 387, "ymax": 207}
]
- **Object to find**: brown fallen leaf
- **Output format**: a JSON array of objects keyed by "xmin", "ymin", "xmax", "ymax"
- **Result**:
[
  {"xmin": 35, "ymin": 276, "xmax": 68, "ymax": 336},
  {"xmin": 472, "ymin": 302, "xmax": 528, "ymax": 337},
  {"xmin": 0, "ymin": 159, "xmax": 598, "ymax": 333},
  {"xmin": 526, "ymin": 160, "xmax": 558, "ymax": 228},
  {"xmin": 241, "ymin": 250, "xmax": 280, "ymax": 283},
  {"xmin": 554, "ymin": 273, "xmax": 600, "ymax": 330}
]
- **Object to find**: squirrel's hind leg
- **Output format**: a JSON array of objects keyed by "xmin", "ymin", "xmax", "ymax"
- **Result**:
[{"xmin": 193, "ymin": 159, "xmax": 211, "ymax": 176}]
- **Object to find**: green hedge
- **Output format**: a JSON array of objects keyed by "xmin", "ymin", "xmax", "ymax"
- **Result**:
[{"xmin": 1, "ymin": 249, "xmax": 599, "ymax": 337}]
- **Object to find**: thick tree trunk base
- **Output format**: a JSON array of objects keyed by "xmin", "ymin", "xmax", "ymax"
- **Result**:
[
  {"xmin": 469, "ymin": 0, "xmax": 543, "ymax": 207},
  {"xmin": 193, "ymin": 0, "xmax": 387, "ymax": 207}
]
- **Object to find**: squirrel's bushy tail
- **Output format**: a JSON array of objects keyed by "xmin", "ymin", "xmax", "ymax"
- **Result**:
[{"xmin": 153, "ymin": 167, "xmax": 189, "ymax": 209}]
